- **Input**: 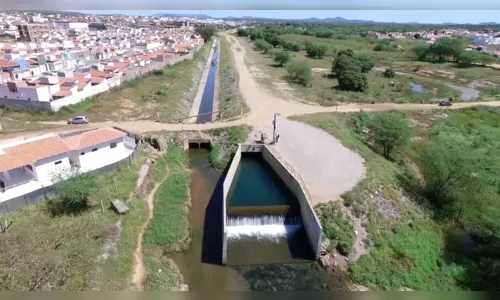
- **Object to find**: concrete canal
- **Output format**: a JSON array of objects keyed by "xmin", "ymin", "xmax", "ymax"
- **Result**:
[
  {"xmin": 170, "ymin": 147, "xmax": 347, "ymax": 291},
  {"xmin": 196, "ymin": 39, "xmax": 219, "ymax": 124}
]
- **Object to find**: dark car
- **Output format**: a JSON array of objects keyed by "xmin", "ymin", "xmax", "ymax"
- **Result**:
[
  {"xmin": 438, "ymin": 101, "xmax": 452, "ymax": 106},
  {"xmin": 67, "ymin": 116, "xmax": 89, "ymax": 124}
]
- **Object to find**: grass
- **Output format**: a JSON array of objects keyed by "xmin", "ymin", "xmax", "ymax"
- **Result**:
[
  {"xmin": 293, "ymin": 112, "xmax": 465, "ymax": 290},
  {"xmin": 143, "ymin": 143, "xmax": 190, "ymax": 291},
  {"xmin": 206, "ymin": 125, "xmax": 251, "ymax": 170},
  {"xmin": 0, "ymin": 154, "xmax": 147, "ymax": 291},
  {"xmin": 316, "ymin": 202, "xmax": 355, "ymax": 255},
  {"xmin": 218, "ymin": 35, "xmax": 249, "ymax": 119},
  {"xmin": 349, "ymin": 221, "xmax": 465, "ymax": 291},
  {"xmin": 0, "ymin": 43, "xmax": 211, "ymax": 125},
  {"xmin": 238, "ymin": 36, "xmax": 461, "ymax": 105}
]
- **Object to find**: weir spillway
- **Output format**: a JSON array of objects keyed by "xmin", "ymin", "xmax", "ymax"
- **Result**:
[{"xmin": 222, "ymin": 144, "xmax": 322, "ymax": 266}]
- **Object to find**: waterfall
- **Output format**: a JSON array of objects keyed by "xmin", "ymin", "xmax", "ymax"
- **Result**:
[{"xmin": 226, "ymin": 215, "xmax": 302, "ymax": 240}]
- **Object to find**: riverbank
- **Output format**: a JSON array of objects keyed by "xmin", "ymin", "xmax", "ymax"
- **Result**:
[{"xmin": 186, "ymin": 39, "xmax": 217, "ymax": 123}]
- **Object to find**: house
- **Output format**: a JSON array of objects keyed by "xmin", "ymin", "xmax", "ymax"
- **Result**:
[{"xmin": 0, "ymin": 127, "xmax": 136, "ymax": 202}]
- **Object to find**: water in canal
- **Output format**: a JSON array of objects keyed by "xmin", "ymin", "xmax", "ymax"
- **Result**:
[
  {"xmin": 196, "ymin": 40, "xmax": 219, "ymax": 124},
  {"xmin": 170, "ymin": 149, "xmax": 347, "ymax": 291}
]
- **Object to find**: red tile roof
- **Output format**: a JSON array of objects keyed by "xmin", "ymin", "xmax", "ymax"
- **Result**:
[
  {"xmin": 62, "ymin": 128, "xmax": 126, "ymax": 151},
  {"xmin": 0, "ymin": 127, "xmax": 128, "ymax": 172},
  {"xmin": 0, "ymin": 136, "xmax": 71, "ymax": 172},
  {"xmin": 0, "ymin": 59, "xmax": 19, "ymax": 69}
]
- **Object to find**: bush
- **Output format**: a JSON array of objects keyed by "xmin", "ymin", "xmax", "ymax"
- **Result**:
[
  {"xmin": 316, "ymin": 203, "xmax": 354, "ymax": 255},
  {"xmin": 338, "ymin": 70, "xmax": 369, "ymax": 92},
  {"xmin": 152, "ymin": 69, "xmax": 164, "ymax": 76},
  {"xmin": 383, "ymin": 69, "xmax": 396, "ymax": 78},
  {"xmin": 273, "ymin": 50, "xmax": 291, "ymax": 67},
  {"xmin": 350, "ymin": 110, "xmax": 371, "ymax": 134},
  {"xmin": 255, "ymin": 39, "xmax": 272, "ymax": 54},
  {"xmin": 305, "ymin": 42, "xmax": 328, "ymax": 59},
  {"xmin": 49, "ymin": 173, "xmax": 98, "ymax": 214},
  {"xmin": 366, "ymin": 111, "xmax": 411, "ymax": 160},
  {"xmin": 286, "ymin": 59, "xmax": 313, "ymax": 87}
]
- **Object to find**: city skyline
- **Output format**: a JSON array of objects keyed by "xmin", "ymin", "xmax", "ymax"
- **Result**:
[{"xmin": 72, "ymin": 10, "xmax": 500, "ymax": 24}]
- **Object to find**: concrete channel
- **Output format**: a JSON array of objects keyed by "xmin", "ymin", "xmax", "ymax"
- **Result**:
[{"xmin": 221, "ymin": 143, "xmax": 322, "ymax": 265}]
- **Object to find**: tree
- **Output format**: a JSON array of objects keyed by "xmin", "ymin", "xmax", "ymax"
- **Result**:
[
  {"xmin": 255, "ymin": 39, "xmax": 272, "ymax": 54},
  {"xmin": 383, "ymin": 68, "xmax": 395, "ymax": 78},
  {"xmin": 273, "ymin": 50, "xmax": 291, "ymax": 67},
  {"xmin": 52, "ymin": 173, "xmax": 98, "ymax": 214},
  {"xmin": 289, "ymin": 42, "xmax": 301, "ymax": 52},
  {"xmin": 332, "ymin": 50, "xmax": 361, "ymax": 76},
  {"xmin": 306, "ymin": 43, "xmax": 328, "ymax": 59},
  {"xmin": 249, "ymin": 29, "xmax": 263, "ymax": 41},
  {"xmin": 428, "ymin": 37, "xmax": 465, "ymax": 62},
  {"xmin": 338, "ymin": 70, "xmax": 368, "ymax": 92},
  {"xmin": 195, "ymin": 25, "xmax": 217, "ymax": 42},
  {"xmin": 357, "ymin": 54, "xmax": 375, "ymax": 73},
  {"xmin": 366, "ymin": 112, "xmax": 411, "ymax": 160},
  {"xmin": 286, "ymin": 59, "xmax": 312, "ymax": 86},
  {"xmin": 236, "ymin": 28, "xmax": 248, "ymax": 36},
  {"xmin": 412, "ymin": 43, "xmax": 431, "ymax": 61},
  {"xmin": 414, "ymin": 33, "xmax": 421, "ymax": 39},
  {"xmin": 264, "ymin": 32, "xmax": 281, "ymax": 48},
  {"xmin": 419, "ymin": 134, "xmax": 484, "ymax": 215},
  {"xmin": 458, "ymin": 50, "xmax": 497, "ymax": 66}
]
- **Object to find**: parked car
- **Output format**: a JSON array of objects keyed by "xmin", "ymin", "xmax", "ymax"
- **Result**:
[
  {"xmin": 438, "ymin": 101, "xmax": 452, "ymax": 106},
  {"xmin": 67, "ymin": 116, "xmax": 89, "ymax": 124}
]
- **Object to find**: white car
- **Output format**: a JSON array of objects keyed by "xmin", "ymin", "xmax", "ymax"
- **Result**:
[{"xmin": 67, "ymin": 116, "xmax": 89, "ymax": 124}]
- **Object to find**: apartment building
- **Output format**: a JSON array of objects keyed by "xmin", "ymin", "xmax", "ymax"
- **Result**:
[{"xmin": 17, "ymin": 23, "xmax": 50, "ymax": 42}]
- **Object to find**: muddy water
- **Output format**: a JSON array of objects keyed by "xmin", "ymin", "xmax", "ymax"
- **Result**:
[{"xmin": 170, "ymin": 149, "xmax": 347, "ymax": 291}]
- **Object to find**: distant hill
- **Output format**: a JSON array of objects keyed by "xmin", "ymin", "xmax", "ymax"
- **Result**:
[{"xmin": 152, "ymin": 13, "xmax": 499, "ymax": 25}]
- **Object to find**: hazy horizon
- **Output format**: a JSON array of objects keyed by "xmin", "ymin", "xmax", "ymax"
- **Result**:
[{"xmin": 71, "ymin": 10, "xmax": 500, "ymax": 24}]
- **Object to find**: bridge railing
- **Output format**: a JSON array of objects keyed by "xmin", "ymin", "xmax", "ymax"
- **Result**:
[{"xmin": 264, "ymin": 145, "xmax": 313, "ymax": 205}]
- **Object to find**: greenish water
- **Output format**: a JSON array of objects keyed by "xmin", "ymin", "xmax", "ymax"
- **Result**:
[{"xmin": 227, "ymin": 153, "xmax": 297, "ymax": 208}]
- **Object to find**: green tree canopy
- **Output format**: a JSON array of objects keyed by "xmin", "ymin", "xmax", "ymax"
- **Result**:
[
  {"xmin": 366, "ymin": 112, "xmax": 411, "ymax": 160},
  {"xmin": 195, "ymin": 25, "xmax": 217, "ymax": 42},
  {"xmin": 273, "ymin": 50, "xmax": 291, "ymax": 67},
  {"xmin": 255, "ymin": 39, "xmax": 273, "ymax": 54},
  {"xmin": 286, "ymin": 59, "xmax": 313, "ymax": 87},
  {"xmin": 306, "ymin": 43, "xmax": 328, "ymax": 59}
]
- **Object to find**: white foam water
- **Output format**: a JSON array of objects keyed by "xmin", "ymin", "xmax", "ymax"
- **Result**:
[
  {"xmin": 226, "ymin": 214, "xmax": 302, "ymax": 241},
  {"xmin": 226, "ymin": 224, "xmax": 302, "ymax": 240}
]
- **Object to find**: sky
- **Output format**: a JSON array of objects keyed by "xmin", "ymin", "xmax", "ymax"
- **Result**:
[{"xmin": 73, "ymin": 10, "xmax": 500, "ymax": 24}]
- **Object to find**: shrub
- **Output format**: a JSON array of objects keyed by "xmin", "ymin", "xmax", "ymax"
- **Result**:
[
  {"xmin": 316, "ymin": 203, "xmax": 354, "ymax": 255},
  {"xmin": 49, "ymin": 173, "xmax": 98, "ymax": 214},
  {"xmin": 383, "ymin": 69, "xmax": 396, "ymax": 78},
  {"xmin": 366, "ymin": 111, "xmax": 411, "ymax": 160},
  {"xmin": 273, "ymin": 50, "xmax": 291, "ymax": 67},
  {"xmin": 286, "ymin": 59, "xmax": 312, "ymax": 87}
]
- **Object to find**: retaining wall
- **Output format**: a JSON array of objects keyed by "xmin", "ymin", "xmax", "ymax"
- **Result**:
[
  {"xmin": 261, "ymin": 145, "xmax": 323, "ymax": 260},
  {"xmin": 221, "ymin": 144, "xmax": 241, "ymax": 265}
]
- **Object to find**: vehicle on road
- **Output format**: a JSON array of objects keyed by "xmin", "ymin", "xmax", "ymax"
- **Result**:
[
  {"xmin": 67, "ymin": 116, "xmax": 89, "ymax": 124},
  {"xmin": 438, "ymin": 101, "xmax": 452, "ymax": 106}
]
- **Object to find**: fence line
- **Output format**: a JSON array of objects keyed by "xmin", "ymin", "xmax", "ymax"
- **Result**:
[{"xmin": 264, "ymin": 145, "xmax": 314, "ymax": 204}]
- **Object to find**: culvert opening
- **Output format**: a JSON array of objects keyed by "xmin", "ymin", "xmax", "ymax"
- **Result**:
[{"xmin": 188, "ymin": 141, "xmax": 211, "ymax": 149}]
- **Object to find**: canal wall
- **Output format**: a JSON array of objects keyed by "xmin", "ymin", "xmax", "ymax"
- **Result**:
[
  {"xmin": 261, "ymin": 145, "xmax": 323, "ymax": 260},
  {"xmin": 222, "ymin": 143, "xmax": 241, "ymax": 265},
  {"xmin": 186, "ymin": 39, "xmax": 216, "ymax": 124},
  {"xmin": 221, "ymin": 143, "xmax": 322, "ymax": 263}
]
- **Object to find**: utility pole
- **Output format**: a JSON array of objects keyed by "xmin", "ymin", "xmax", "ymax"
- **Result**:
[{"xmin": 272, "ymin": 113, "xmax": 280, "ymax": 144}]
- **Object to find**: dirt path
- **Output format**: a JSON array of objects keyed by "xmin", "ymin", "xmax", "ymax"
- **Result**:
[{"xmin": 130, "ymin": 165, "xmax": 170, "ymax": 291}]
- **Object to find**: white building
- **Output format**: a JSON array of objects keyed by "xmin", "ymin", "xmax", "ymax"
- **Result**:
[{"xmin": 0, "ymin": 127, "xmax": 136, "ymax": 202}]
